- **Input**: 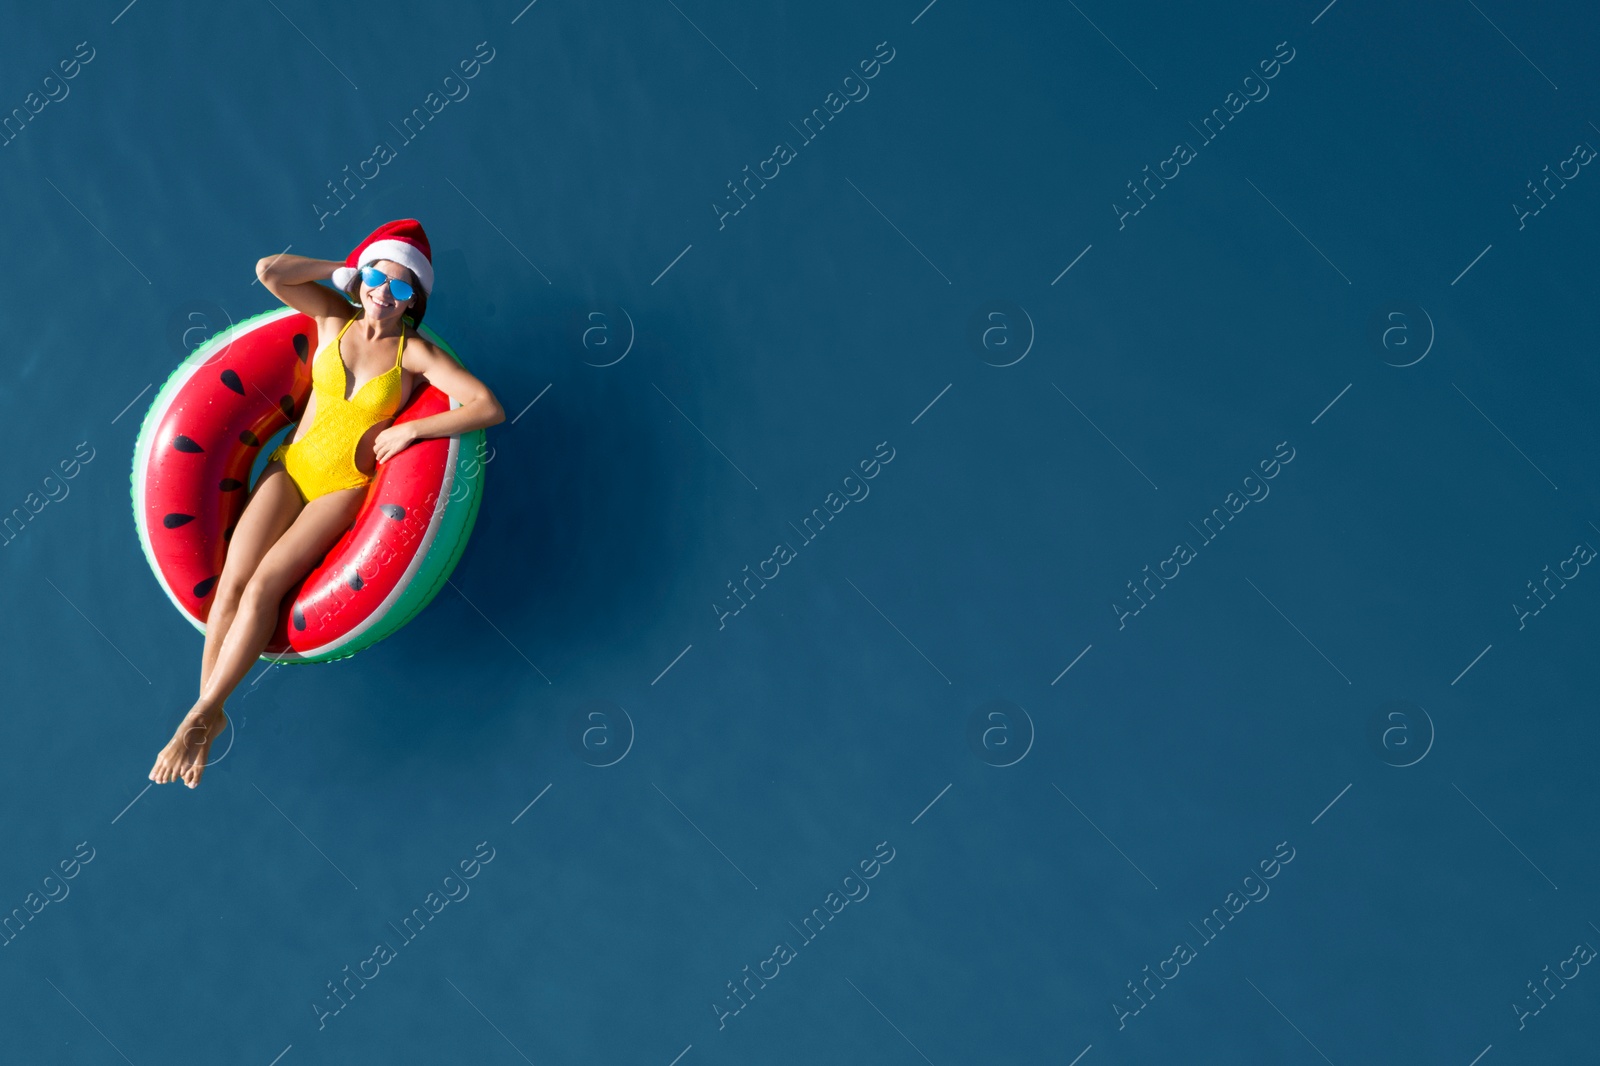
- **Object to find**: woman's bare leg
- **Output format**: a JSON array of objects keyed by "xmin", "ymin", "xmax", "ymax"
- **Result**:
[
  {"xmin": 151, "ymin": 484, "xmax": 364, "ymax": 788},
  {"xmin": 201, "ymin": 460, "xmax": 303, "ymax": 693}
]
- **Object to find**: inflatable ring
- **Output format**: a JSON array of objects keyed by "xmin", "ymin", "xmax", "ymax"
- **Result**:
[{"xmin": 131, "ymin": 307, "xmax": 486, "ymax": 664}]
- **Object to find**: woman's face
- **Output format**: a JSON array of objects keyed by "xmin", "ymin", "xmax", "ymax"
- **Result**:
[{"xmin": 359, "ymin": 259, "xmax": 416, "ymax": 323}]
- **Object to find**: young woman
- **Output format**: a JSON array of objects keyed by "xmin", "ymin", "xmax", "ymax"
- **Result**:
[{"xmin": 149, "ymin": 220, "xmax": 505, "ymax": 789}]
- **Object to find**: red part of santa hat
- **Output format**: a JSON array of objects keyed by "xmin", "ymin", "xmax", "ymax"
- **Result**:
[{"xmin": 330, "ymin": 218, "xmax": 434, "ymax": 296}]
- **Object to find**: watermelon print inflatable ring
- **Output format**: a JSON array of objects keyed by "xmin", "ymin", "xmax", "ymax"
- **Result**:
[{"xmin": 131, "ymin": 307, "xmax": 486, "ymax": 664}]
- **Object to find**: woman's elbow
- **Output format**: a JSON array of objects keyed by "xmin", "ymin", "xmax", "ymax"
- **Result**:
[
  {"xmin": 472, "ymin": 392, "xmax": 505, "ymax": 427},
  {"xmin": 254, "ymin": 257, "xmax": 276, "ymax": 283}
]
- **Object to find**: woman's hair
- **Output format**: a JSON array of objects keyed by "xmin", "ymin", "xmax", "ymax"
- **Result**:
[{"xmin": 342, "ymin": 263, "xmax": 427, "ymax": 327}]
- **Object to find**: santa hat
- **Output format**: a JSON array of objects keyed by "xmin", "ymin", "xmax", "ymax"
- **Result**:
[{"xmin": 330, "ymin": 218, "xmax": 434, "ymax": 296}]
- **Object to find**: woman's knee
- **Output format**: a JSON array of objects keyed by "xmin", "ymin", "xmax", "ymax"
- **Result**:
[
  {"xmin": 241, "ymin": 568, "xmax": 294, "ymax": 612},
  {"xmin": 214, "ymin": 571, "xmax": 250, "ymax": 610}
]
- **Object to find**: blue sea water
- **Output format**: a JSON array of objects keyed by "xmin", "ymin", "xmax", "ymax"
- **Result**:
[{"xmin": 2, "ymin": 1, "xmax": 1600, "ymax": 1062}]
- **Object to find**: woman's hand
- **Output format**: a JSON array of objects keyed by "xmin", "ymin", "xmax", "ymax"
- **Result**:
[{"xmin": 373, "ymin": 423, "xmax": 420, "ymax": 464}]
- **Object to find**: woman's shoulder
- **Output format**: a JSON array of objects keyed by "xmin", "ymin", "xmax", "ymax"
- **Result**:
[
  {"xmin": 312, "ymin": 307, "xmax": 358, "ymax": 352},
  {"xmin": 400, "ymin": 323, "xmax": 446, "ymax": 365}
]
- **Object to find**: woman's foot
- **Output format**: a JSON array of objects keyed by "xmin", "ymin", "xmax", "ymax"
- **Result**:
[{"xmin": 149, "ymin": 702, "xmax": 229, "ymax": 789}]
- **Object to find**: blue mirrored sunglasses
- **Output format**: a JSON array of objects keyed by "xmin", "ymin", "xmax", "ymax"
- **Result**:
[{"xmin": 359, "ymin": 265, "xmax": 414, "ymax": 302}]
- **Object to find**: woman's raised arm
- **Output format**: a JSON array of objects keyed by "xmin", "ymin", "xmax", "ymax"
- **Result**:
[{"xmin": 255, "ymin": 254, "xmax": 353, "ymax": 320}]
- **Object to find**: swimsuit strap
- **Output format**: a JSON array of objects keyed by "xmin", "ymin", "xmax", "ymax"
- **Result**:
[
  {"xmin": 330, "ymin": 314, "xmax": 403, "ymax": 391},
  {"xmin": 327, "ymin": 315, "xmax": 361, "ymax": 399}
]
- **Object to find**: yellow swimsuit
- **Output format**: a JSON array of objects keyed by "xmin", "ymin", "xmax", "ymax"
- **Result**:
[{"xmin": 270, "ymin": 316, "xmax": 407, "ymax": 502}]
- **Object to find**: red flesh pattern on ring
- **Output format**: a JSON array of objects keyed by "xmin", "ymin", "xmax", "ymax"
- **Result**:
[{"xmin": 140, "ymin": 312, "xmax": 453, "ymax": 655}]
